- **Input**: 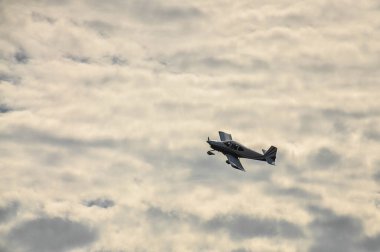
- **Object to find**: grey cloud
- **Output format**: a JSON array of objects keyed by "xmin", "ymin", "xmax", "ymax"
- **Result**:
[
  {"xmin": 0, "ymin": 201, "xmax": 19, "ymax": 223},
  {"xmin": 0, "ymin": 73, "xmax": 20, "ymax": 84},
  {"xmin": 203, "ymin": 214, "xmax": 304, "ymax": 240},
  {"xmin": 28, "ymin": 0, "xmax": 71, "ymax": 6},
  {"xmin": 374, "ymin": 199, "xmax": 380, "ymax": 210},
  {"xmin": 308, "ymin": 108, "xmax": 380, "ymax": 137},
  {"xmin": 299, "ymin": 61, "xmax": 336, "ymax": 73},
  {"xmin": 31, "ymin": 12, "xmax": 56, "ymax": 24},
  {"xmin": 359, "ymin": 234, "xmax": 380, "ymax": 252},
  {"xmin": 14, "ymin": 50, "xmax": 29, "ymax": 64},
  {"xmin": 265, "ymin": 186, "xmax": 321, "ymax": 200},
  {"xmin": 94, "ymin": 250, "xmax": 126, "ymax": 252},
  {"xmin": 308, "ymin": 206, "xmax": 380, "ymax": 252},
  {"xmin": 83, "ymin": 198, "xmax": 115, "ymax": 208},
  {"xmin": 185, "ymin": 154, "xmax": 273, "ymax": 189},
  {"xmin": 373, "ymin": 160, "xmax": 380, "ymax": 184},
  {"xmin": 89, "ymin": 0, "xmax": 202, "ymax": 23},
  {"xmin": 146, "ymin": 206, "xmax": 180, "ymax": 223},
  {"xmin": 322, "ymin": 108, "xmax": 376, "ymax": 120},
  {"xmin": 321, "ymin": 108, "xmax": 380, "ymax": 139},
  {"xmin": 308, "ymin": 207, "xmax": 361, "ymax": 252},
  {"xmin": 202, "ymin": 57, "xmax": 269, "ymax": 72},
  {"xmin": 111, "ymin": 56, "xmax": 128, "ymax": 65},
  {"xmin": 7, "ymin": 217, "xmax": 97, "ymax": 252},
  {"xmin": 250, "ymin": 58, "xmax": 270, "ymax": 70},
  {"xmin": 263, "ymin": 14, "xmax": 311, "ymax": 29},
  {"xmin": 262, "ymin": 2, "xmax": 360, "ymax": 32},
  {"xmin": 0, "ymin": 244, "xmax": 11, "ymax": 252},
  {"xmin": 84, "ymin": 20, "xmax": 116, "ymax": 37},
  {"xmin": 309, "ymin": 147, "xmax": 341, "ymax": 169},
  {"xmin": 127, "ymin": 0, "xmax": 203, "ymax": 23},
  {"xmin": 1, "ymin": 0, "xmax": 380, "ymax": 250},
  {"xmin": 145, "ymin": 206, "xmax": 304, "ymax": 241},
  {"xmin": 164, "ymin": 54, "xmax": 230, "ymax": 72},
  {"xmin": 163, "ymin": 53, "xmax": 269, "ymax": 73},
  {"xmin": 0, "ymin": 126, "xmax": 121, "ymax": 150},
  {"xmin": 145, "ymin": 206, "xmax": 200, "ymax": 236},
  {"xmin": 0, "ymin": 104, "xmax": 12, "ymax": 114},
  {"xmin": 0, "ymin": 125, "xmax": 185, "ymax": 171},
  {"xmin": 201, "ymin": 57, "xmax": 234, "ymax": 68},
  {"xmin": 231, "ymin": 249, "xmax": 252, "ymax": 252},
  {"xmin": 332, "ymin": 120, "xmax": 348, "ymax": 134},
  {"xmin": 298, "ymin": 113, "xmax": 320, "ymax": 134},
  {"xmin": 66, "ymin": 54, "xmax": 91, "ymax": 64},
  {"xmin": 146, "ymin": 206, "xmax": 198, "ymax": 225},
  {"xmin": 364, "ymin": 128, "xmax": 380, "ymax": 142},
  {"xmin": 373, "ymin": 169, "xmax": 380, "ymax": 183}
]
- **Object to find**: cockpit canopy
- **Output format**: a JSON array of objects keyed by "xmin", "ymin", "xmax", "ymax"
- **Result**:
[{"xmin": 224, "ymin": 141, "xmax": 244, "ymax": 151}]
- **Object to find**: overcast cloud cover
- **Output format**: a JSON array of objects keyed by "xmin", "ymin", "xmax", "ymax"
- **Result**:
[{"xmin": 1, "ymin": 0, "xmax": 380, "ymax": 251}]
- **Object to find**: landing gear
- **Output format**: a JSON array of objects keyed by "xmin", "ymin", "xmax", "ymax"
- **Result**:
[{"xmin": 207, "ymin": 150, "xmax": 215, "ymax": 155}]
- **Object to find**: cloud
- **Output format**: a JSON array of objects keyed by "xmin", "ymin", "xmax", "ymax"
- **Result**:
[
  {"xmin": 308, "ymin": 206, "xmax": 362, "ymax": 252},
  {"xmin": 14, "ymin": 50, "xmax": 29, "ymax": 64},
  {"xmin": 203, "ymin": 214, "xmax": 304, "ymax": 240},
  {"xmin": 374, "ymin": 175, "xmax": 380, "ymax": 186},
  {"xmin": 110, "ymin": 55, "xmax": 128, "ymax": 65},
  {"xmin": 0, "ymin": 73, "xmax": 20, "ymax": 84},
  {"xmin": 308, "ymin": 206, "xmax": 380, "ymax": 252},
  {"xmin": 309, "ymin": 147, "xmax": 341, "ymax": 169},
  {"xmin": 1, "ymin": 0, "xmax": 380, "ymax": 251},
  {"xmin": 83, "ymin": 198, "xmax": 115, "ymax": 208},
  {"xmin": 172, "ymin": 55, "xmax": 269, "ymax": 74},
  {"xmin": 373, "ymin": 164, "xmax": 380, "ymax": 183},
  {"xmin": 265, "ymin": 186, "xmax": 321, "ymax": 200},
  {"xmin": 7, "ymin": 217, "xmax": 97, "ymax": 252},
  {"xmin": 0, "ymin": 126, "xmax": 120, "ymax": 150},
  {"xmin": 231, "ymin": 248, "xmax": 252, "ymax": 252},
  {"xmin": 87, "ymin": 0, "xmax": 203, "ymax": 25},
  {"xmin": 83, "ymin": 20, "xmax": 116, "ymax": 37},
  {"xmin": 145, "ymin": 206, "xmax": 199, "ymax": 233},
  {"xmin": 0, "ymin": 104, "xmax": 12, "ymax": 114},
  {"xmin": 65, "ymin": 54, "xmax": 91, "ymax": 64},
  {"xmin": 364, "ymin": 128, "xmax": 380, "ymax": 142},
  {"xmin": 0, "ymin": 201, "xmax": 19, "ymax": 223},
  {"xmin": 321, "ymin": 108, "xmax": 378, "ymax": 120},
  {"xmin": 31, "ymin": 12, "xmax": 56, "ymax": 24},
  {"xmin": 123, "ymin": 0, "xmax": 203, "ymax": 24},
  {"xmin": 359, "ymin": 234, "xmax": 380, "ymax": 252}
]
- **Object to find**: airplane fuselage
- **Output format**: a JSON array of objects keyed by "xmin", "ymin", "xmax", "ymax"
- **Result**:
[{"xmin": 207, "ymin": 140, "xmax": 266, "ymax": 161}]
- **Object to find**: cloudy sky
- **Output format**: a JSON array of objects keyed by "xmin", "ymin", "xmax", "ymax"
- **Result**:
[{"xmin": 1, "ymin": 0, "xmax": 380, "ymax": 251}]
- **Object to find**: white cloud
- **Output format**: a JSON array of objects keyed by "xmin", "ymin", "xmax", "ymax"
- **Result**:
[{"xmin": 1, "ymin": 0, "xmax": 380, "ymax": 251}]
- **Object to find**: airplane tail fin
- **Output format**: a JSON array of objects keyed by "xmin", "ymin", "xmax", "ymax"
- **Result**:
[{"xmin": 263, "ymin": 146, "xmax": 277, "ymax": 165}]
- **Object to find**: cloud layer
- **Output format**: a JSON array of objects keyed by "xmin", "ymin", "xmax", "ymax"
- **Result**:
[{"xmin": 1, "ymin": 0, "xmax": 380, "ymax": 251}]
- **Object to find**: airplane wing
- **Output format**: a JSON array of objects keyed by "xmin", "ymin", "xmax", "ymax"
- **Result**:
[
  {"xmin": 219, "ymin": 131, "xmax": 232, "ymax": 141},
  {"xmin": 226, "ymin": 154, "xmax": 245, "ymax": 171}
]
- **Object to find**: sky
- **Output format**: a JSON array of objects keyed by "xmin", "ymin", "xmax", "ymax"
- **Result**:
[{"xmin": 1, "ymin": 0, "xmax": 380, "ymax": 251}]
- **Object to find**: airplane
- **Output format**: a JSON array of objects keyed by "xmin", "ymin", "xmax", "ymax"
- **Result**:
[{"xmin": 206, "ymin": 131, "xmax": 277, "ymax": 172}]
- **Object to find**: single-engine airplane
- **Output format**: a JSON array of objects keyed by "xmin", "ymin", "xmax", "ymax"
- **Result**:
[{"xmin": 206, "ymin": 131, "xmax": 277, "ymax": 171}]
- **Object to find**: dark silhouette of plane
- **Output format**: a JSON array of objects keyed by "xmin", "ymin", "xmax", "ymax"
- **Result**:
[{"xmin": 207, "ymin": 131, "xmax": 277, "ymax": 171}]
